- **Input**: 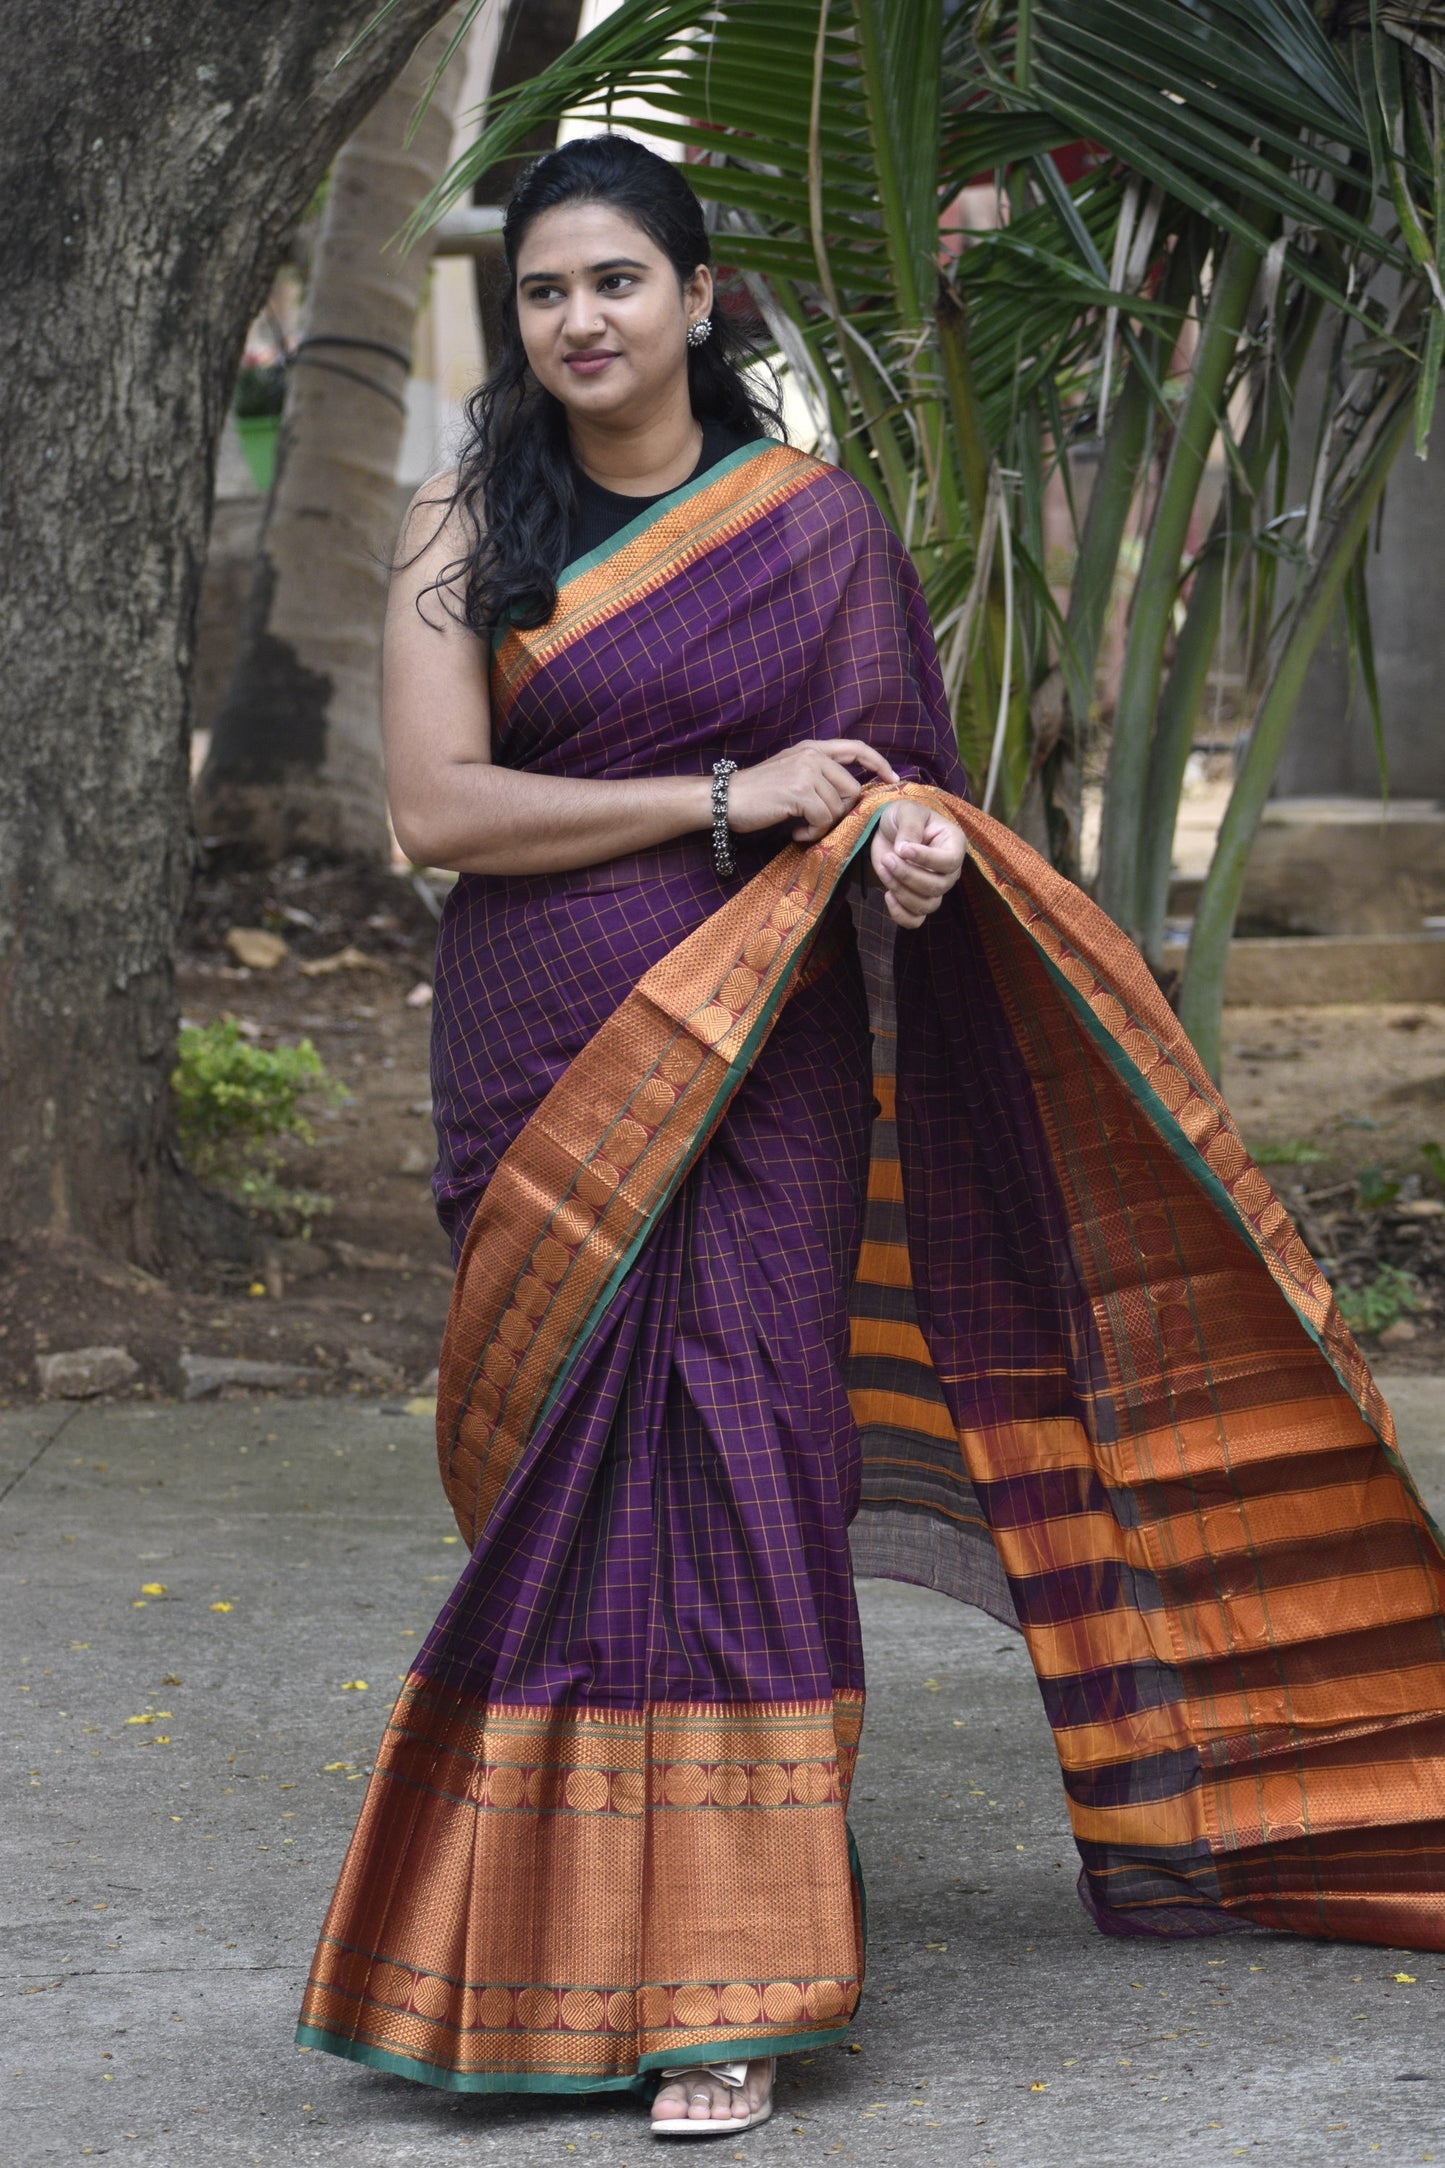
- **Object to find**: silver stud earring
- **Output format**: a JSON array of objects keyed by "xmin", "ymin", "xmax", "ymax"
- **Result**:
[{"xmin": 686, "ymin": 316, "xmax": 713, "ymax": 349}]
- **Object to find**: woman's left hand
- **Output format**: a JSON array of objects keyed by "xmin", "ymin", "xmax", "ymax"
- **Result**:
[{"xmin": 869, "ymin": 799, "xmax": 967, "ymax": 928}]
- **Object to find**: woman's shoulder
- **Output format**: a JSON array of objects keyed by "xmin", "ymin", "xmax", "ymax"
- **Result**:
[{"xmin": 758, "ymin": 442, "xmax": 901, "ymax": 546}]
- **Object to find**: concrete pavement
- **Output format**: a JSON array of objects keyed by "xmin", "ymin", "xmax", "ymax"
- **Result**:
[{"xmin": 4, "ymin": 1377, "xmax": 1445, "ymax": 2167}]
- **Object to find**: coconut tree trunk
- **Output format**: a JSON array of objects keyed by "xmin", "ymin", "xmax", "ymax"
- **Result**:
[
  {"xmin": 195, "ymin": 14, "xmax": 472, "ymax": 864},
  {"xmin": 0, "ymin": 0, "xmax": 453, "ymax": 1266}
]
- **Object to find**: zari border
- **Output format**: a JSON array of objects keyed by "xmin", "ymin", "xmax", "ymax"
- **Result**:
[
  {"xmin": 293, "ymin": 2023, "xmax": 851, "ymax": 2097},
  {"xmin": 491, "ymin": 440, "xmax": 823, "ymax": 717},
  {"xmin": 295, "ymin": 1690, "xmax": 865, "ymax": 2093}
]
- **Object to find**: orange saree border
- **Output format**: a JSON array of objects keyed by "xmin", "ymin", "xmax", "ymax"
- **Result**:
[
  {"xmin": 297, "ymin": 1688, "xmax": 864, "ymax": 2089},
  {"xmin": 491, "ymin": 441, "xmax": 823, "ymax": 722}
]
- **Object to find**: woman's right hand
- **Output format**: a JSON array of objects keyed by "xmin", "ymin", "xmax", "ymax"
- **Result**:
[{"xmin": 726, "ymin": 739, "xmax": 900, "ymax": 844}]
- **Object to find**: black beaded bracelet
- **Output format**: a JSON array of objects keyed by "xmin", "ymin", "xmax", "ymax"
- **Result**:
[{"xmin": 710, "ymin": 757, "xmax": 738, "ymax": 877}]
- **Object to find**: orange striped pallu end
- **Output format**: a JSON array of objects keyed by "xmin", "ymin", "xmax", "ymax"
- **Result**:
[
  {"xmin": 297, "ymin": 1690, "xmax": 864, "ymax": 2091},
  {"xmin": 848, "ymin": 795, "xmax": 1445, "ymax": 1948}
]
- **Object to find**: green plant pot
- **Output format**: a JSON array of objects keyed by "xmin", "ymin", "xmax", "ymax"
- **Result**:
[{"xmin": 234, "ymin": 413, "xmax": 282, "ymax": 493}]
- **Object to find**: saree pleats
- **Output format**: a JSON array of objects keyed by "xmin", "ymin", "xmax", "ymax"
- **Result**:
[{"xmin": 302, "ymin": 441, "xmax": 1445, "ymax": 2096}]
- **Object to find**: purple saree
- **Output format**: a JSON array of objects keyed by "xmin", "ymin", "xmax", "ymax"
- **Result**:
[{"xmin": 299, "ymin": 440, "xmax": 1445, "ymax": 2095}]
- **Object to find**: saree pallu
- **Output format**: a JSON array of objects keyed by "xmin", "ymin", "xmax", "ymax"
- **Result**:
[{"xmin": 300, "ymin": 440, "xmax": 1445, "ymax": 2096}]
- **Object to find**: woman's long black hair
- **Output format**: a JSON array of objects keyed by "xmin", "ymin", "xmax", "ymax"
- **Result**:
[{"xmin": 429, "ymin": 133, "xmax": 784, "ymax": 635}]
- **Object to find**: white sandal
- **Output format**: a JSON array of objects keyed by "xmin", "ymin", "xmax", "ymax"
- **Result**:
[{"xmin": 650, "ymin": 2057, "xmax": 775, "ymax": 2138}]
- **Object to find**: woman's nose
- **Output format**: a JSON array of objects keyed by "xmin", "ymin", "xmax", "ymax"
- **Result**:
[{"xmin": 563, "ymin": 291, "xmax": 605, "ymax": 342}]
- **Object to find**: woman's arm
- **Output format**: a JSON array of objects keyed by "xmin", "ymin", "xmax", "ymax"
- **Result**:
[
  {"xmin": 383, "ymin": 480, "xmax": 930, "ymax": 881},
  {"xmin": 383, "ymin": 480, "xmax": 714, "ymax": 874}
]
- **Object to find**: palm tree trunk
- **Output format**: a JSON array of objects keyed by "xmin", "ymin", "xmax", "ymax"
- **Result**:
[{"xmin": 194, "ymin": 13, "xmax": 472, "ymax": 864}]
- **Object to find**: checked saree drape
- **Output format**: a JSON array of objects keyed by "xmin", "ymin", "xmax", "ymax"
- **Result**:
[{"xmin": 299, "ymin": 440, "xmax": 1445, "ymax": 2096}]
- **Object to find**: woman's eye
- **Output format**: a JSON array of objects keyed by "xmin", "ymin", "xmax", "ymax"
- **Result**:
[{"xmin": 599, "ymin": 274, "xmax": 633, "ymax": 293}]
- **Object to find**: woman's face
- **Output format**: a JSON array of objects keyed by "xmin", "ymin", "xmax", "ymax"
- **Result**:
[{"xmin": 513, "ymin": 200, "xmax": 711, "ymax": 426}]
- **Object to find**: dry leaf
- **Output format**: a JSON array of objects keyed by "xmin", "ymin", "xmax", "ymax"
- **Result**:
[
  {"xmin": 298, "ymin": 945, "xmax": 383, "ymax": 978},
  {"xmin": 224, "ymin": 927, "xmax": 289, "ymax": 971}
]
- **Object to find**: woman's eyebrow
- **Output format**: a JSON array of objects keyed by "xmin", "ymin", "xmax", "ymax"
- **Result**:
[{"xmin": 519, "ymin": 257, "xmax": 649, "ymax": 285}]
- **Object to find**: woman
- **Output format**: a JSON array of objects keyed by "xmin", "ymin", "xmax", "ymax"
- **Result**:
[{"xmin": 299, "ymin": 135, "xmax": 1445, "ymax": 2137}]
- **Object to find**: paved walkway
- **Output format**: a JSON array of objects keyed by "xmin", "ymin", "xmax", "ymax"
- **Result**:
[{"xmin": 5, "ymin": 1377, "xmax": 1445, "ymax": 2167}]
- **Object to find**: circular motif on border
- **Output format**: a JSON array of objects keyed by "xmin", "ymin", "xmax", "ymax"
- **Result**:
[
  {"xmin": 610, "ymin": 1768, "xmax": 645, "ymax": 1815},
  {"xmin": 719, "ymin": 967, "xmax": 760, "ymax": 1011},
  {"xmin": 640, "ymin": 1985, "xmax": 673, "ymax": 2029},
  {"xmin": 575, "ymin": 1162, "xmax": 620, "ymax": 1209},
  {"xmin": 663, "ymin": 1761, "xmax": 709, "ymax": 1807},
  {"xmin": 761, "ymin": 1981, "xmax": 804, "ymax": 2025},
  {"xmin": 709, "ymin": 1762, "xmax": 749, "ymax": 1807},
  {"xmin": 694, "ymin": 1004, "xmax": 735, "ymax": 1043},
  {"xmin": 514, "ymin": 1273, "xmax": 551, "ymax": 1319},
  {"xmin": 368, "ymin": 1963, "xmax": 412, "ymax": 2007},
  {"xmin": 607, "ymin": 1118, "xmax": 650, "ymax": 1168},
  {"xmin": 1156, "ymin": 1300, "xmax": 1196, "ymax": 1350},
  {"xmin": 516, "ymin": 1987, "xmax": 559, "ymax": 2031},
  {"xmin": 804, "ymin": 1979, "xmax": 845, "ymax": 2021},
  {"xmin": 564, "ymin": 1768, "xmax": 610, "ymax": 1813},
  {"xmin": 790, "ymin": 1760, "xmax": 833, "ymax": 1805},
  {"xmin": 743, "ymin": 928, "xmax": 782, "ymax": 971},
  {"xmin": 1132, "ymin": 1212, "xmax": 1172, "ymax": 1257},
  {"xmin": 459, "ymin": 1986, "xmax": 485, "ymax": 2029},
  {"xmin": 486, "ymin": 1764, "xmax": 525, "ymax": 1809},
  {"xmin": 659, "ymin": 1039, "xmax": 704, "ymax": 1085},
  {"xmin": 770, "ymin": 896, "xmax": 804, "ymax": 932},
  {"xmin": 672, "ymin": 1985, "xmax": 720, "ymax": 2028},
  {"xmin": 552, "ymin": 1201, "xmax": 597, "ymax": 1247},
  {"xmin": 719, "ymin": 1982, "xmax": 762, "ymax": 2026},
  {"xmin": 497, "ymin": 1309, "xmax": 533, "ymax": 1353},
  {"xmin": 747, "ymin": 1762, "xmax": 790, "ymax": 1807},
  {"xmin": 471, "ymin": 1381, "xmax": 501, "ymax": 1421},
  {"xmin": 475, "ymin": 1986, "xmax": 514, "ymax": 2030},
  {"xmin": 1154, "ymin": 1067, "xmax": 1191, "ymax": 1111},
  {"xmin": 482, "ymin": 1345, "xmax": 517, "ymax": 1387},
  {"xmin": 606, "ymin": 1989, "xmax": 636, "ymax": 2032},
  {"xmin": 632, "ymin": 1076, "xmax": 677, "ymax": 1125},
  {"xmin": 560, "ymin": 1988, "xmax": 606, "ymax": 2031},
  {"xmin": 410, "ymin": 1973, "xmax": 452, "ymax": 2022},
  {"xmin": 533, "ymin": 1238, "xmax": 570, "ymax": 1285},
  {"xmin": 1211, "ymin": 1135, "xmax": 1248, "ymax": 1182}
]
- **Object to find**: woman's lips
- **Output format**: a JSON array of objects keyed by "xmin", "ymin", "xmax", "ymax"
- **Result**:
[{"xmin": 563, "ymin": 351, "xmax": 619, "ymax": 375}]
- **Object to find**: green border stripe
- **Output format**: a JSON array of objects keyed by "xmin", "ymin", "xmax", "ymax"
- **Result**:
[
  {"xmin": 491, "ymin": 439, "xmax": 784, "ymax": 652},
  {"xmin": 295, "ymin": 2021, "xmax": 850, "ymax": 2096}
]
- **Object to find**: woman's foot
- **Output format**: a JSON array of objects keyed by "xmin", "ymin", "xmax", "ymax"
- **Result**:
[{"xmin": 650, "ymin": 2057, "xmax": 774, "ymax": 2136}]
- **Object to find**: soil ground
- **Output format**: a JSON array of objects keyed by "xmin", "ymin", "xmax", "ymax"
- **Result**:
[{"xmin": 4, "ymin": 861, "xmax": 1445, "ymax": 1408}]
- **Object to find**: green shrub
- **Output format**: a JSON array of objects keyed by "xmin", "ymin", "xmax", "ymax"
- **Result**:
[
  {"xmin": 1356, "ymin": 1164, "xmax": 1402, "ymax": 1209},
  {"xmin": 1336, "ymin": 1264, "xmax": 1423, "ymax": 1338},
  {"xmin": 1421, "ymin": 1141, "xmax": 1445, "ymax": 1186},
  {"xmin": 1253, "ymin": 1139, "xmax": 1323, "ymax": 1166},
  {"xmin": 171, "ymin": 1019, "xmax": 346, "ymax": 1228}
]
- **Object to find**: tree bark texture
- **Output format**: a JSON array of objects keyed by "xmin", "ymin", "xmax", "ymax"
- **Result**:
[
  {"xmin": 195, "ymin": 14, "xmax": 471, "ymax": 864},
  {"xmin": 0, "ymin": 0, "xmax": 454, "ymax": 1264}
]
